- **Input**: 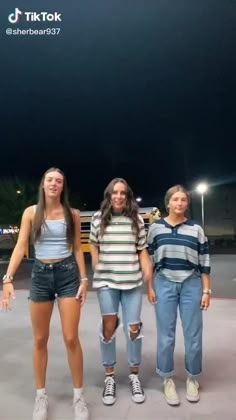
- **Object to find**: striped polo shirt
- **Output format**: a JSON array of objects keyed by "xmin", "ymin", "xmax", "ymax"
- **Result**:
[
  {"xmin": 89, "ymin": 211, "xmax": 147, "ymax": 289},
  {"xmin": 147, "ymin": 218, "xmax": 210, "ymax": 282}
]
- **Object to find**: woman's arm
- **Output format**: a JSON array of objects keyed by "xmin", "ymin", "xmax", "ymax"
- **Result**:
[
  {"xmin": 138, "ymin": 248, "xmax": 156, "ymax": 304},
  {"xmin": 73, "ymin": 210, "xmax": 87, "ymax": 278},
  {"xmin": 201, "ymin": 273, "xmax": 211, "ymax": 291},
  {"xmin": 89, "ymin": 212, "xmax": 100, "ymax": 271},
  {"xmin": 145, "ymin": 223, "xmax": 158, "ymax": 304},
  {"xmin": 72, "ymin": 210, "xmax": 88, "ymax": 305},
  {"xmin": 90, "ymin": 243, "xmax": 99, "ymax": 271},
  {"xmin": 198, "ymin": 226, "xmax": 211, "ymax": 310},
  {"xmin": 138, "ymin": 248, "xmax": 153, "ymax": 285},
  {"xmin": 136, "ymin": 216, "xmax": 153, "ymax": 284}
]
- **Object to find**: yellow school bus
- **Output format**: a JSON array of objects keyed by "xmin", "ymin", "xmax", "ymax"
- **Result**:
[{"xmin": 79, "ymin": 207, "xmax": 161, "ymax": 253}]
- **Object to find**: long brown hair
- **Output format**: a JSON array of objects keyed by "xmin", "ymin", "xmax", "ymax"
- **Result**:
[
  {"xmin": 32, "ymin": 167, "xmax": 74, "ymax": 245},
  {"xmin": 100, "ymin": 178, "xmax": 141, "ymax": 237},
  {"xmin": 164, "ymin": 184, "xmax": 190, "ymax": 212}
]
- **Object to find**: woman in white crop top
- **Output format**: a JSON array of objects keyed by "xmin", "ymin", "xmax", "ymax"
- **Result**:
[{"xmin": 0, "ymin": 167, "xmax": 89, "ymax": 420}]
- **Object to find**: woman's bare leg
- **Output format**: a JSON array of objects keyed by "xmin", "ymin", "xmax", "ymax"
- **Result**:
[
  {"xmin": 30, "ymin": 301, "xmax": 54, "ymax": 388},
  {"xmin": 58, "ymin": 297, "xmax": 83, "ymax": 388}
]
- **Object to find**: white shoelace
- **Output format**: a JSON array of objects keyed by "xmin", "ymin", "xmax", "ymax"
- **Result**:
[
  {"xmin": 74, "ymin": 396, "xmax": 88, "ymax": 413},
  {"xmin": 187, "ymin": 378, "xmax": 199, "ymax": 393},
  {"xmin": 104, "ymin": 376, "xmax": 115, "ymax": 396},
  {"xmin": 35, "ymin": 395, "xmax": 48, "ymax": 412},
  {"xmin": 129, "ymin": 374, "xmax": 143, "ymax": 395},
  {"xmin": 165, "ymin": 378, "xmax": 177, "ymax": 397}
]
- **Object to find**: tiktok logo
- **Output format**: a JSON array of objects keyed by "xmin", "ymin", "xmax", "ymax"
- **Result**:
[{"xmin": 8, "ymin": 7, "xmax": 23, "ymax": 24}]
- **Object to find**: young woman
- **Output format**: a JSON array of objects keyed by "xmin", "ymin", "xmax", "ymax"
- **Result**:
[
  {"xmin": 147, "ymin": 185, "xmax": 211, "ymax": 406},
  {"xmin": 0, "ymin": 168, "xmax": 89, "ymax": 420},
  {"xmin": 90, "ymin": 178, "xmax": 152, "ymax": 406}
]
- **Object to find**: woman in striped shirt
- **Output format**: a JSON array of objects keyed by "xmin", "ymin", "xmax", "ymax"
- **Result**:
[
  {"xmin": 90, "ymin": 178, "xmax": 152, "ymax": 407},
  {"xmin": 147, "ymin": 185, "xmax": 211, "ymax": 406}
]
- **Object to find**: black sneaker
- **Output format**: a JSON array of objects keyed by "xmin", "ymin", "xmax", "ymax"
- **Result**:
[
  {"xmin": 129, "ymin": 374, "xmax": 145, "ymax": 403},
  {"xmin": 102, "ymin": 375, "xmax": 116, "ymax": 405}
]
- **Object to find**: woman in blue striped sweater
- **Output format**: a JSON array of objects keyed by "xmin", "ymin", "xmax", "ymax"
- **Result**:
[{"xmin": 147, "ymin": 185, "xmax": 211, "ymax": 406}]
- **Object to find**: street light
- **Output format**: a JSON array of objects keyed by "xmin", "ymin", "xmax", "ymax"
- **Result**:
[
  {"xmin": 196, "ymin": 182, "xmax": 208, "ymax": 228},
  {"xmin": 136, "ymin": 197, "xmax": 142, "ymax": 203}
]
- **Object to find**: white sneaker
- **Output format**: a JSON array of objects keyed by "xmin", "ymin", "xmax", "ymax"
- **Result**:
[
  {"xmin": 163, "ymin": 378, "xmax": 180, "ymax": 406},
  {"xmin": 32, "ymin": 394, "xmax": 48, "ymax": 420},
  {"xmin": 73, "ymin": 395, "xmax": 89, "ymax": 420},
  {"xmin": 186, "ymin": 378, "xmax": 200, "ymax": 402},
  {"xmin": 129, "ymin": 374, "xmax": 145, "ymax": 403}
]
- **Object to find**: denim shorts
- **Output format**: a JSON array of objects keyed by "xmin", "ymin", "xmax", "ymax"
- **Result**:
[{"xmin": 30, "ymin": 255, "xmax": 79, "ymax": 302}]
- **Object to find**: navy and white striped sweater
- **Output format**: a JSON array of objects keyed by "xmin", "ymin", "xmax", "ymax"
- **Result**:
[{"xmin": 147, "ymin": 218, "xmax": 210, "ymax": 282}]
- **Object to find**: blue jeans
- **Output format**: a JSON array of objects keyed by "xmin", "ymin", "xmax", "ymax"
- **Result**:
[
  {"xmin": 97, "ymin": 286, "xmax": 143, "ymax": 368},
  {"xmin": 154, "ymin": 272, "xmax": 203, "ymax": 378}
]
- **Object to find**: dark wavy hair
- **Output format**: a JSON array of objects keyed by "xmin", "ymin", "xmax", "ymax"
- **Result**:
[
  {"xmin": 32, "ymin": 167, "xmax": 74, "ymax": 245},
  {"xmin": 164, "ymin": 184, "xmax": 190, "ymax": 212},
  {"xmin": 100, "ymin": 178, "xmax": 141, "ymax": 237}
]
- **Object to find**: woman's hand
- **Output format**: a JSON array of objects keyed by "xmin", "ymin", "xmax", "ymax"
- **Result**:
[
  {"xmin": 200, "ymin": 293, "xmax": 210, "ymax": 310},
  {"xmin": 147, "ymin": 286, "xmax": 157, "ymax": 305},
  {"xmin": 0, "ymin": 283, "xmax": 16, "ymax": 311},
  {"xmin": 75, "ymin": 282, "xmax": 88, "ymax": 306}
]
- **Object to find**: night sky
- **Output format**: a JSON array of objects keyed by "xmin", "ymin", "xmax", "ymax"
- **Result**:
[{"xmin": 1, "ymin": 0, "xmax": 235, "ymax": 208}]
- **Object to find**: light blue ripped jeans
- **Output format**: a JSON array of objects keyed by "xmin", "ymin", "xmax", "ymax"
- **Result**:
[
  {"xmin": 97, "ymin": 286, "xmax": 143, "ymax": 368},
  {"xmin": 154, "ymin": 272, "xmax": 203, "ymax": 378}
]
